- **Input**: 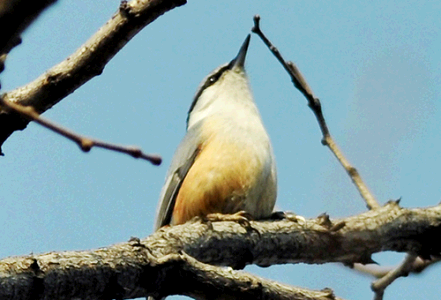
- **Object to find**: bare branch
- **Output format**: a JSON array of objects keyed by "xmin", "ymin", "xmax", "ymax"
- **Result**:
[
  {"xmin": 371, "ymin": 254, "xmax": 417, "ymax": 300},
  {"xmin": 353, "ymin": 257, "xmax": 441, "ymax": 279},
  {"xmin": 1, "ymin": 202, "xmax": 441, "ymax": 299},
  {"xmin": 251, "ymin": 16, "xmax": 440, "ymax": 299},
  {"xmin": 156, "ymin": 252, "xmax": 344, "ymax": 300},
  {"xmin": 251, "ymin": 15, "xmax": 380, "ymax": 210},
  {"xmin": 0, "ymin": 0, "xmax": 186, "ymax": 152},
  {"xmin": 0, "ymin": 97, "xmax": 162, "ymax": 164},
  {"xmin": 0, "ymin": 238, "xmax": 343, "ymax": 300},
  {"xmin": 161, "ymin": 202, "xmax": 441, "ymax": 267},
  {"xmin": 354, "ymin": 263, "xmax": 401, "ymax": 279}
]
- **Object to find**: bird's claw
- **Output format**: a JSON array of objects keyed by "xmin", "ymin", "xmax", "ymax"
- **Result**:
[{"xmin": 204, "ymin": 211, "xmax": 259, "ymax": 235}]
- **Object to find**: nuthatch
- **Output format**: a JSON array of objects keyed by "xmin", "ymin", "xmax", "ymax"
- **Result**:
[{"xmin": 155, "ymin": 34, "xmax": 277, "ymax": 230}]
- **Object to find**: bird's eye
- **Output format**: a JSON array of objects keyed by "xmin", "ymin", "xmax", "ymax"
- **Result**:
[
  {"xmin": 205, "ymin": 66, "xmax": 228, "ymax": 88},
  {"xmin": 208, "ymin": 75, "xmax": 217, "ymax": 84},
  {"xmin": 204, "ymin": 75, "xmax": 218, "ymax": 89}
]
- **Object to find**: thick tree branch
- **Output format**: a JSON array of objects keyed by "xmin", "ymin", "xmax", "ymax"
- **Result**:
[
  {"xmin": 0, "ymin": 0, "xmax": 186, "ymax": 152},
  {"xmin": 154, "ymin": 202, "xmax": 441, "ymax": 267},
  {"xmin": 0, "ymin": 239, "xmax": 343, "ymax": 300},
  {"xmin": 1, "ymin": 202, "xmax": 440, "ymax": 299},
  {"xmin": 251, "ymin": 15, "xmax": 380, "ymax": 210}
]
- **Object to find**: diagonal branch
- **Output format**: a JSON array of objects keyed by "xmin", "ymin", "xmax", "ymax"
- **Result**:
[
  {"xmin": 371, "ymin": 254, "xmax": 417, "ymax": 300},
  {"xmin": 0, "ymin": 0, "xmax": 186, "ymax": 152},
  {"xmin": 250, "ymin": 17, "xmax": 441, "ymax": 300},
  {"xmin": 251, "ymin": 15, "xmax": 380, "ymax": 210},
  {"xmin": 154, "ymin": 252, "xmax": 344, "ymax": 300},
  {"xmin": 0, "ymin": 97, "xmax": 162, "ymax": 164}
]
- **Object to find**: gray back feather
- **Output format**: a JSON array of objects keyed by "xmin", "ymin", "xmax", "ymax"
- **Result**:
[{"xmin": 154, "ymin": 122, "xmax": 204, "ymax": 230}]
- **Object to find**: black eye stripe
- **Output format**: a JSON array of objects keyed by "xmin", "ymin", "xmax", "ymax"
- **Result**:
[
  {"xmin": 187, "ymin": 65, "xmax": 230, "ymax": 127},
  {"xmin": 206, "ymin": 66, "xmax": 228, "ymax": 86}
]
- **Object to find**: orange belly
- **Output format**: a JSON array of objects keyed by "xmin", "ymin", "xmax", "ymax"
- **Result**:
[{"xmin": 171, "ymin": 135, "xmax": 262, "ymax": 225}]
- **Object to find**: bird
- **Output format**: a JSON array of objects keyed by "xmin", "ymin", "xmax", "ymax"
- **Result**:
[{"xmin": 154, "ymin": 34, "xmax": 277, "ymax": 231}]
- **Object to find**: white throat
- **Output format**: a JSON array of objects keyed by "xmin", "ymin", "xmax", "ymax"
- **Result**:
[{"xmin": 188, "ymin": 70, "xmax": 260, "ymax": 130}]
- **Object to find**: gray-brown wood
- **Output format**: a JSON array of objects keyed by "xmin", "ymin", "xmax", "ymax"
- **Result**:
[
  {"xmin": 0, "ymin": 0, "xmax": 186, "ymax": 152},
  {"xmin": 1, "ymin": 202, "xmax": 440, "ymax": 299}
]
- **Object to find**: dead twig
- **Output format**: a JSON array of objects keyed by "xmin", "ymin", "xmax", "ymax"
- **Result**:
[
  {"xmin": 353, "ymin": 256, "xmax": 440, "ymax": 278},
  {"xmin": 251, "ymin": 15, "xmax": 380, "ymax": 210},
  {"xmin": 0, "ymin": 97, "xmax": 162, "ymax": 165},
  {"xmin": 371, "ymin": 253, "xmax": 417, "ymax": 300}
]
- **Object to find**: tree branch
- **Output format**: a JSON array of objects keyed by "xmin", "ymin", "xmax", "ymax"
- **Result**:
[
  {"xmin": 0, "ymin": 0, "xmax": 186, "ymax": 152},
  {"xmin": 251, "ymin": 15, "xmax": 380, "ymax": 210},
  {"xmin": 155, "ymin": 202, "xmax": 441, "ymax": 267},
  {"xmin": 353, "ymin": 257, "xmax": 441, "ymax": 279},
  {"xmin": 250, "ymin": 16, "xmax": 441, "ymax": 299},
  {"xmin": 1, "ymin": 202, "xmax": 440, "ymax": 299},
  {"xmin": 371, "ymin": 254, "xmax": 417, "ymax": 300},
  {"xmin": 153, "ymin": 252, "xmax": 344, "ymax": 300},
  {"xmin": 0, "ymin": 97, "xmax": 162, "ymax": 164},
  {"xmin": 0, "ymin": 238, "xmax": 343, "ymax": 300}
]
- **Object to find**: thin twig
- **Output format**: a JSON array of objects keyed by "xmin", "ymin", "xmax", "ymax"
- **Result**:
[
  {"xmin": 371, "ymin": 253, "xmax": 417, "ymax": 300},
  {"xmin": 251, "ymin": 17, "xmax": 431, "ymax": 300},
  {"xmin": 353, "ymin": 256, "xmax": 440, "ymax": 279},
  {"xmin": 0, "ymin": 97, "xmax": 162, "ymax": 165},
  {"xmin": 251, "ymin": 15, "xmax": 380, "ymax": 210}
]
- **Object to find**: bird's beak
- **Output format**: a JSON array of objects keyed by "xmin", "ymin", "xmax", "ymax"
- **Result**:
[{"xmin": 230, "ymin": 34, "xmax": 251, "ymax": 70}]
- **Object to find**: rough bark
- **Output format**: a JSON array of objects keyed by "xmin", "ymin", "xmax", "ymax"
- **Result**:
[{"xmin": 1, "ymin": 202, "xmax": 440, "ymax": 299}]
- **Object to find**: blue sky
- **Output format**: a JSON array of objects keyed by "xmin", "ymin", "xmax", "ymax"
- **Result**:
[{"xmin": 1, "ymin": 1, "xmax": 441, "ymax": 299}]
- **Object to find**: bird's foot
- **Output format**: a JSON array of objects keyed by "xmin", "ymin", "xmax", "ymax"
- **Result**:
[
  {"xmin": 204, "ymin": 211, "xmax": 259, "ymax": 234},
  {"xmin": 205, "ymin": 210, "xmax": 252, "ymax": 225}
]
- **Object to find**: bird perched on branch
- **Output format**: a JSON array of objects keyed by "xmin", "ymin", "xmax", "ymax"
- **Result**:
[{"xmin": 155, "ymin": 34, "xmax": 277, "ymax": 230}]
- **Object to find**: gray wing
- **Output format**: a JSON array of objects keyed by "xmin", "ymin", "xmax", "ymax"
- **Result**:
[{"xmin": 154, "ymin": 123, "xmax": 203, "ymax": 230}]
